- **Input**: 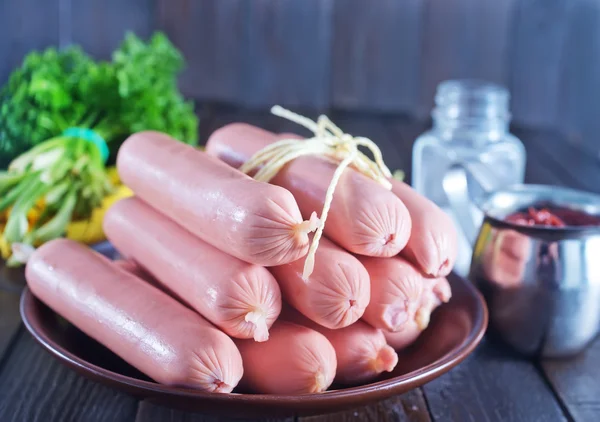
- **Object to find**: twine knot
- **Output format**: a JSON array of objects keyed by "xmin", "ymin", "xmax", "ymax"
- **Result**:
[{"xmin": 240, "ymin": 105, "xmax": 392, "ymax": 279}]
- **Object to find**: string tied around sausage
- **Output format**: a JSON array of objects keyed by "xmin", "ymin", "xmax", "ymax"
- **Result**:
[{"xmin": 240, "ymin": 105, "xmax": 393, "ymax": 280}]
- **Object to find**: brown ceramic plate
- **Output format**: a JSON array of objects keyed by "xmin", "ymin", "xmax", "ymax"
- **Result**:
[{"xmin": 20, "ymin": 272, "xmax": 487, "ymax": 418}]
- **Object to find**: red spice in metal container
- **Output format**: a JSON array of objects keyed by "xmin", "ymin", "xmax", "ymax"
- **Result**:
[{"xmin": 506, "ymin": 206, "xmax": 600, "ymax": 228}]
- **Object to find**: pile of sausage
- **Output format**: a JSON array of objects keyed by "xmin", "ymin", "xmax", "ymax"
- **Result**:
[{"xmin": 25, "ymin": 124, "xmax": 458, "ymax": 395}]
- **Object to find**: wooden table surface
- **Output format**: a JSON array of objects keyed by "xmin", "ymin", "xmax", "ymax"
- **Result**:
[{"xmin": 1, "ymin": 106, "xmax": 599, "ymax": 422}]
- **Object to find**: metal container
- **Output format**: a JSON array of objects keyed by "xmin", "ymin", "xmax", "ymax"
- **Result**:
[{"xmin": 444, "ymin": 166, "xmax": 600, "ymax": 358}]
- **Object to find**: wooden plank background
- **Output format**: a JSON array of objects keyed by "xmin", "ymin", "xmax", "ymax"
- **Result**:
[{"xmin": 1, "ymin": 0, "xmax": 600, "ymax": 154}]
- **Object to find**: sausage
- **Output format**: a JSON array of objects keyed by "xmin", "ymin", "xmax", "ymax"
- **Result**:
[
  {"xmin": 390, "ymin": 178, "xmax": 458, "ymax": 277},
  {"xmin": 280, "ymin": 306, "xmax": 397, "ymax": 384},
  {"xmin": 385, "ymin": 277, "xmax": 452, "ymax": 350},
  {"xmin": 205, "ymin": 123, "xmax": 412, "ymax": 257},
  {"xmin": 234, "ymin": 320, "xmax": 336, "ymax": 394},
  {"xmin": 104, "ymin": 197, "xmax": 282, "ymax": 342},
  {"xmin": 359, "ymin": 255, "xmax": 424, "ymax": 332},
  {"xmin": 383, "ymin": 322, "xmax": 423, "ymax": 351},
  {"xmin": 413, "ymin": 276, "xmax": 452, "ymax": 330},
  {"xmin": 117, "ymin": 131, "xmax": 311, "ymax": 266},
  {"xmin": 25, "ymin": 239, "xmax": 243, "ymax": 392},
  {"xmin": 269, "ymin": 237, "xmax": 370, "ymax": 329},
  {"xmin": 423, "ymin": 277, "xmax": 452, "ymax": 311}
]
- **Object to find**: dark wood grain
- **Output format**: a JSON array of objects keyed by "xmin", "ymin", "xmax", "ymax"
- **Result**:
[
  {"xmin": 0, "ymin": 0, "xmax": 60, "ymax": 84},
  {"xmin": 512, "ymin": 126, "xmax": 573, "ymax": 188},
  {"xmin": 198, "ymin": 104, "xmax": 324, "ymax": 144},
  {"xmin": 542, "ymin": 338, "xmax": 600, "ymax": 422},
  {"xmin": 465, "ymin": 0, "xmax": 516, "ymax": 95},
  {"xmin": 135, "ymin": 401, "xmax": 293, "ymax": 422},
  {"xmin": 155, "ymin": 0, "xmax": 247, "ymax": 103},
  {"xmin": 0, "ymin": 330, "xmax": 137, "ymax": 422},
  {"xmin": 508, "ymin": 0, "xmax": 573, "ymax": 128},
  {"xmin": 70, "ymin": 0, "xmax": 155, "ymax": 60},
  {"xmin": 419, "ymin": 0, "xmax": 479, "ymax": 116},
  {"xmin": 330, "ymin": 0, "xmax": 422, "ymax": 114},
  {"xmin": 240, "ymin": 0, "xmax": 333, "ymax": 110},
  {"xmin": 2, "ymin": 0, "xmax": 600, "ymax": 146},
  {"xmin": 557, "ymin": 0, "xmax": 600, "ymax": 158},
  {"xmin": 516, "ymin": 126, "xmax": 600, "ymax": 194},
  {"xmin": 0, "ymin": 289, "xmax": 20, "ymax": 364},
  {"xmin": 298, "ymin": 390, "xmax": 431, "ymax": 422},
  {"xmin": 158, "ymin": 0, "xmax": 333, "ymax": 110},
  {"xmin": 422, "ymin": 338, "xmax": 567, "ymax": 422},
  {"xmin": 523, "ymin": 156, "xmax": 570, "ymax": 189},
  {"xmin": 418, "ymin": 0, "xmax": 517, "ymax": 117},
  {"xmin": 328, "ymin": 111, "xmax": 415, "ymax": 176}
]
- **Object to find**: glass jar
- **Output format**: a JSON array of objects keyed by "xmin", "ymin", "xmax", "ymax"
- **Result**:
[{"xmin": 412, "ymin": 80, "xmax": 526, "ymax": 277}]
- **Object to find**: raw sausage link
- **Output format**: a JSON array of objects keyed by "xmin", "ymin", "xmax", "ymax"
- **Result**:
[
  {"xmin": 385, "ymin": 277, "xmax": 452, "ymax": 350},
  {"xmin": 104, "ymin": 197, "xmax": 282, "ymax": 342},
  {"xmin": 359, "ymin": 255, "xmax": 424, "ymax": 332},
  {"xmin": 234, "ymin": 320, "xmax": 336, "ymax": 394},
  {"xmin": 383, "ymin": 322, "xmax": 423, "ymax": 350},
  {"xmin": 422, "ymin": 277, "xmax": 452, "ymax": 313},
  {"xmin": 25, "ymin": 239, "xmax": 244, "ymax": 392},
  {"xmin": 117, "ymin": 131, "xmax": 310, "ymax": 266},
  {"xmin": 281, "ymin": 306, "xmax": 397, "ymax": 384},
  {"xmin": 269, "ymin": 237, "xmax": 370, "ymax": 329},
  {"xmin": 390, "ymin": 178, "xmax": 458, "ymax": 277}
]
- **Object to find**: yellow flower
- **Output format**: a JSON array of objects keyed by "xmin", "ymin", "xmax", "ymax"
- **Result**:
[
  {"xmin": 27, "ymin": 205, "xmax": 43, "ymax": 226},
  {"xmin": 66, "ymin": 183, "xmax": 133, "ymax": 244},
  {"xmin": 106, "ymin": 166, "xmax": 122, "ymax": 185},
  {"xmin": 0, "ymin": 235, "xmax": 11, "ymax": 260},
  {"xmin": 65, "ymin": 166, "xmax": 132, "ymax": 244}
]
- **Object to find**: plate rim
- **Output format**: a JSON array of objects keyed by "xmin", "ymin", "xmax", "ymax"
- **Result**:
[{"xmin": 19, "ymin": 273, "xmax": 488, "ymax": 409}]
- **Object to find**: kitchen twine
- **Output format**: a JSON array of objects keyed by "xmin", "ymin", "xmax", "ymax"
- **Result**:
[{"xmin": 240, "ymin": 105, "xmax": 393, "ymax": 280}]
